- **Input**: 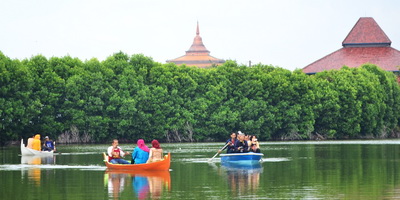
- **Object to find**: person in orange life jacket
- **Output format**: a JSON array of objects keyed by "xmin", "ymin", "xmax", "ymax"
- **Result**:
[
  {"xmin": 107, "ymin": 139, "xmax": 131, "ymax": 164},
  {"xmin": 234, "ymin": 131, "xmax": 249, "ymax": 153},
  {"xmin": 42, "ymin": 136, "xmax": 56, "ymax": 151},
  {"xmin": 219, "ymin": 132, "xmax": 238, "ymax": 154},
  {"xmin": 32, "ymin": 134, "xmax": 42, "ymax": 151}
]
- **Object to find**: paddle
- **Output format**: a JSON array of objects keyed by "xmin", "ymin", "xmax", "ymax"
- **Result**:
[{"xmin": 208, "ymin": 142, "xmax": 230, "ymax": 162}]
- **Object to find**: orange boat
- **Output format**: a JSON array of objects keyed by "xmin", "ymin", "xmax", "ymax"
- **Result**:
[{"xmin": 103, "ymin": 152, "xmax": 171, "ymax": 171}]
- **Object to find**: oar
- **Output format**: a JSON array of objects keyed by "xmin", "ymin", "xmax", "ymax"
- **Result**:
[{"xmin": 208, "ymin": 143, "xmax": 230, "ymax": 162}]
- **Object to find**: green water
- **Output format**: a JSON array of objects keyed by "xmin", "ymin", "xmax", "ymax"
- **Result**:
[{"xmin": 1, "ymin": 140, "xmax": 400, "ymax": 199}]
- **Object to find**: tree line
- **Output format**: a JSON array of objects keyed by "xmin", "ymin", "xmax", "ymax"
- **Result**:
[{"xmin": 1, "ymin": 51, "xmax": 400, "ymax": 145}]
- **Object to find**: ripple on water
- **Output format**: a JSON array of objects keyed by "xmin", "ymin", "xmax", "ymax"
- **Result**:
[
  {"xmin": 179, "ymin": 157, "xmax": 218, "ymax": 163},
  {"xmin": 177, "ymin": 157, "xmax": 291, "ymax": 163},
  {"xmin": 261, "ymin": 157, "xmax": 291, "ymax": 162},
  {"xmin": 0, "ymin": 164, "xmax": 106, "ymax": 171}
]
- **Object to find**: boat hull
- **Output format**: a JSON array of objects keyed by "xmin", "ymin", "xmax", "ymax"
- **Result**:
[
  {"xmin": 221, "ymin": 161, "xmax": 263, "ymax": 170},
  {"xmin": 103, "ymin": 152, "xmax": 171, "ymax": 171},
  {"xmin": 220, "ymin": 152, "xmax": 263, "ymax": 164},
  {"xmin": 20, "ymin": 139, "xmax": 53, "ymax": 156}
]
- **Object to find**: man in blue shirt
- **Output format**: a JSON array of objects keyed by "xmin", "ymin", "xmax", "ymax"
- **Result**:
[{"xmin": 42, "ymin": 136, "xmax": 56, "ymax": 152}]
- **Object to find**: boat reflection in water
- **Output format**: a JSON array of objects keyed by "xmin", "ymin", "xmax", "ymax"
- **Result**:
[
  {"xmin": 221, "ymin": 162, "xmax": 263, "ymax": 196},
  {"xmin": 20, "ymin": 155, "xmax": 56, "ymax": 185},
  {"xmin": 105, "ymin": 170, "xmax": 171, "ymax": 200}
]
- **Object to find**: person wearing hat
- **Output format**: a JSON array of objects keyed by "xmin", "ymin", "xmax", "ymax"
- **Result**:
[
  {"xmin": 234, "ymin": 131, "xmax": 249, "ymax": 153},
  {"xmin": 42, "ymin": 136, "xmax": 56, "ymax": 152}
]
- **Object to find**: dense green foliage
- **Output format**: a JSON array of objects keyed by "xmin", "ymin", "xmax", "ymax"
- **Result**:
[{"xmin": 1, "ymin": 51, "xmax": 400, "ymax": 144}]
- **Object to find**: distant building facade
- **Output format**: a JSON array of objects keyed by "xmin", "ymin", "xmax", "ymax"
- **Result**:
[
  {"xmin": 167, "ymin": 23, "xmax": 225, "ymax": 68},
  {"xmin": 303, "ymin": 17, "xmax": 400, "ymax": 74}
]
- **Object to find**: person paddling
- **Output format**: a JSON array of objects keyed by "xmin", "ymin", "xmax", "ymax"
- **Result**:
[
  {"xmin": 107, "ymin": 139, "xmax": 131, "ymax": 164},
  {"xmin": 218, "ymin": 132, "xmax": 237, "ymax": 154}
]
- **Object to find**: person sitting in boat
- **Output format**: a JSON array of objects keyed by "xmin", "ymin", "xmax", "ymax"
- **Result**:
[
  {"xmin": 249, "ymin": 135, "xmax": 261, "ymax": 153},
  {"xmin": 26, "ymin": 135, "xmax": 34, "ymax": 149},
  {"xmin": 245, "ymin": 134, "xmax": 252, "ymax": 148},
  {"xmin": 131, "ymin": 139, "xmax": 150, "ymax": 164},
  {"xmin": 219, "ymin": 132, "xmax": 237, "ymax": 154},
  {"xmin": 147, "ymin": 140, "xmax": 163, "ymax": 163},
  {"xmin": 32, "ymin": 134, "xmax": 42, "ymax": 151},
  {"xmin": 107, "ymin": 139, "xmax": 131, "ymax": 164},
  {"xmin": 42, "ymin": 136, "xmax": 56, "ymax": 152},
  {"xmin": 234, "ymin": 131, "xmax": 249, "ymax": 153}
]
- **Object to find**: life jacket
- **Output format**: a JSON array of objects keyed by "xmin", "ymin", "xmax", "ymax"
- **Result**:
[{"xmin": 109, "ymin": 148, "xmax": 121, "ymax": 161}]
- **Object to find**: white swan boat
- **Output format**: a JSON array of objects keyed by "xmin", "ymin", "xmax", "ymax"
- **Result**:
[{"xmin": 20, "ymin": 139, "xmax": 53, "ymax": 156}]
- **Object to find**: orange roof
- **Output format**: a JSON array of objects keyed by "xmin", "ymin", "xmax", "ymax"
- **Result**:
[
  {"xmin": 167, "ymin": 22, "xmax": 225, "ymax": 68},
  {"xmin": 303, "ymin": 17, "xmax": 400, "ymax": 74}
]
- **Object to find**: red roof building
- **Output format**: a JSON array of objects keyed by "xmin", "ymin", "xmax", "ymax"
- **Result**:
[
  {"xmin": 166, "ymin": 22, "xmax": 225, "ymax": 68},
  {"xmin": 303, "ymin": 17, "xmax": 400, "ymax": 74}
]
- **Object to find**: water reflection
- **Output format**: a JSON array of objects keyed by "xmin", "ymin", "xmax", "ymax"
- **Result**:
[
  {"xmin": 221, "ymin": 162, "xmax": 263, "ymax": 196},
  {"xmin": 132, "ymin": 175, "xmax": 149, "ymax": 199},
  {"xmin": 20, "ymin": 155, "xmax": 56, "ymax": 185},
  {"xmin": 21, "ymin": 155, "xmax": 56, "ymax": 165},
  {"xmin": 106, "ymin": 172, "xmax": 127, "ymax": 200},
  {"xmin": 105, "ymin": 170, "xmax": 171, "ymax": 200}
]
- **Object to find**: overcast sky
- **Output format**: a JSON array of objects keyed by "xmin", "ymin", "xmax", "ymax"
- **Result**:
[{"xmin": 1, "ymin": 0, "xmax": 399, "ymax": 71}]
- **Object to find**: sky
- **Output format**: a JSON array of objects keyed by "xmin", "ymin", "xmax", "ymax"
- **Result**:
[{"xmin": 1, "ymin": 0, "xmax": 399, "ymax": 71}]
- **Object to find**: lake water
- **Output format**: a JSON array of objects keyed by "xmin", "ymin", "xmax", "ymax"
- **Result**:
[{"xmin": 1, "ymin": 140, "xmax": 400, "ymax": 199}]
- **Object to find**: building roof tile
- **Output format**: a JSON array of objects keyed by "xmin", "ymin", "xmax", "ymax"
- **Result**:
[
  {"xmin": 303, "ymin": 17, "xmax": 399, "ymax": 74},
  {"xmin": 303, "ymin": 47, "xmax": 400, "ymax": 73},
  {"xmin": 342, "ymin": 17, "xmax": 391, "ymax": 47}
]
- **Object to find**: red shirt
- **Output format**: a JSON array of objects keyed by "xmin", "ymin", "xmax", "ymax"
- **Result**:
[{"xmin": 112, "ymin": 148, "xmax": 121, "ymax": 159}]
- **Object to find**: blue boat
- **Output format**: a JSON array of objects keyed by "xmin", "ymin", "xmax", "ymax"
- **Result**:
[
  {"xmin": 221, "ymin": 161, "xmax": 262, "ymax": 171},
  {"xmin": 219, "ymin": 152, "xmax": 264, "ymax": 164}
]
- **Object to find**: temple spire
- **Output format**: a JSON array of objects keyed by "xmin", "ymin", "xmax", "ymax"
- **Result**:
[
  {"xmin": 166, "ymin": 22, "xmax": 225, "ymax": 68},
  {"xmin": 186, "ymin": 22, "xmax": 209, "ymax": 53},
  {"xmin": 196, "ymin": 21, "xmax": 199, "ymax": 35}
]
